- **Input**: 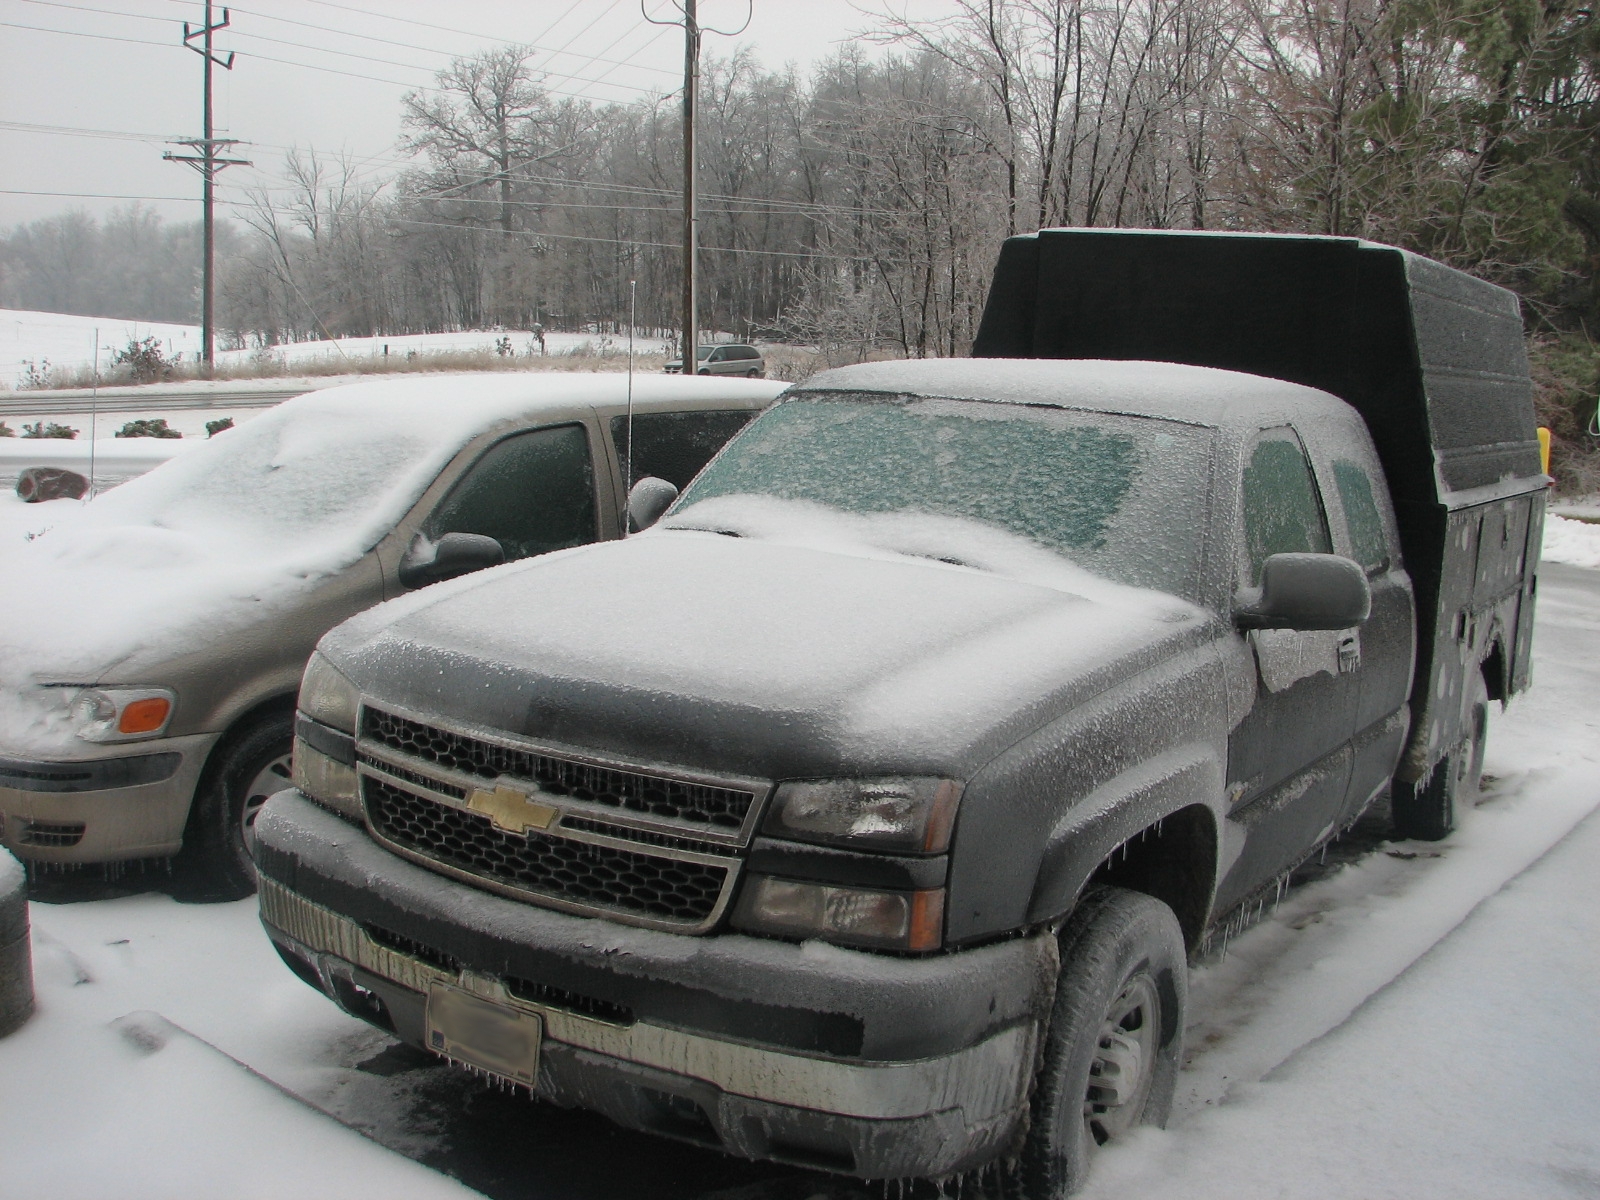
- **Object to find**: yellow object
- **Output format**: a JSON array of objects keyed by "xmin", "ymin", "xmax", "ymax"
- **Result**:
[{"xmin": 1537, "ymin": 426, "xmax": 1551, "ymax": 476}]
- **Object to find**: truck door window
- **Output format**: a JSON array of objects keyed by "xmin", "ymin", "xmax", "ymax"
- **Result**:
[
  {"xmin": 424, "ymin": 423, "xmax": 595, "ymax": 561},
  {"xmin": 1332, "ymin": 460, "xmax": 1390, "ymax": 572},
  {"xmin": 1241, "ymin": 430, "xmax": 1331, "ymax": 583},
  {"xmin": 610, "ymin": 409, "xmax": 757, "ymax": 490}
]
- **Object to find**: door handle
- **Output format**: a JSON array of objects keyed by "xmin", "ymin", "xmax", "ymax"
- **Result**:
[{"xmin": 1337, "ymin": 632, "xmax": 1361, "ymax": 673}]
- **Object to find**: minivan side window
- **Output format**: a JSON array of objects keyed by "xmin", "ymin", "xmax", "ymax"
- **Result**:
[
  {"xmin": 610, "ymin": 409, "xmax": 757, "ymax": 490},
  {"xmin": 1241, "ymin": 429, "xmax": 1331, "ymax": 583},
  {"xmin": 424, "ymin": 424, "xmax": 596, "ymax": 561}
]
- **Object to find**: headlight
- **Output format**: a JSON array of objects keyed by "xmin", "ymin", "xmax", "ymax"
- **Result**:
[
  {"xmin": 732, "ymin": 876, "xmax": 945, "ymax": 952},
  {"xmin": 298, "ymin": 650, "xmax": 360, "ymax": 734},
  {"xmin": 71, "ymin": 687, "xmax": 176, "ymax": 743},
  {"xmin": 762, "ymin": 778, "xmax": 963, "ymax": 854}
]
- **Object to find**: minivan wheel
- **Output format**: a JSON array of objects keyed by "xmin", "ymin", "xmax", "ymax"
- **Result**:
[
  {"xmin": 172, "ymin": 710, "xmax": 294, "ymax": 901},
  {"xmin": 1010, "ymin": 887, "xmax": 1185, "ymax": 1198},
  {"xmin": 1392, "ymin": 672, "xmax": 1488, "ymax": 842}
]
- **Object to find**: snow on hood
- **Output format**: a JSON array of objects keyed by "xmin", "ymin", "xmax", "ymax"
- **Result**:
[
  {"xmin": 0, "ymin": 373, "xmax": 692, "ymax": 755},
  {"xmin": 327, "ymin": 500, "xmax": 1207, "ymax": 779}
]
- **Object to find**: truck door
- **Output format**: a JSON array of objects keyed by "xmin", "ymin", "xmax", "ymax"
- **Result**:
[
  {"xmin": 1217, "ymin": 428, "xmax": 1359, "ymax": 912},
  {"xmin": 1328, "ymin": 455, "xmax": 1413, "ymax": 827}
]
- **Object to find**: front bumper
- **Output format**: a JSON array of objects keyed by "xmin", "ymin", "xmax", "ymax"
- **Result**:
[
  {"xmin": 254, "ymin": 789, "xmax": 1057, "ymax": 1178},
  {"xmin": 0, "ymin": 734, "xmax": 215, "ymax": 863}
]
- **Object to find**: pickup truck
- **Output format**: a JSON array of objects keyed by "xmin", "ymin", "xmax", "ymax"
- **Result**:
[{"xmin": 254, "ymin": 230, "xmax": 1545, "ymax": 1196}]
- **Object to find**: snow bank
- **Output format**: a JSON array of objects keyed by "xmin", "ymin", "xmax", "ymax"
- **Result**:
[{"xmin": 1542, "ymin": 512, "xmax": 1600, "ymax": 569}]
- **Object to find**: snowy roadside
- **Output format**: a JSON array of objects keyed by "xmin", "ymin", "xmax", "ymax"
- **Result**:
[{"xmin": 1082, "ymin": 562, "xmax": 1600, "ymax": 1199}]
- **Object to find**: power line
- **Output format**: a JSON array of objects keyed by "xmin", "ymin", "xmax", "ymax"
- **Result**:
[
  {"xmin": 0, "ymin": 17, "xmax": 661, "ymax": 101},
  {"xmin": 390, "ymin": 214, "xmax": 872, "ymax": 261},
  {"xmin": 0, "ymin": 120, "xmax": 175, "ymax": 143}
]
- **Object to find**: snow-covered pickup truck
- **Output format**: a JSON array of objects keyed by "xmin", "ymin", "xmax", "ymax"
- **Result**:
[
  {"xmin": 0, "ymin": 373, "xmax": 782, "ymax": 897},
  {"xmin": 255, "ymin": 231, "xmax": 1545, "ymax": 1195}
]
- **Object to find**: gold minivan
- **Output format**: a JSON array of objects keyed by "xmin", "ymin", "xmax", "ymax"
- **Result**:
[{"xmin": 0, "ymin": 372, "xmax": 782, "ymax": 897}]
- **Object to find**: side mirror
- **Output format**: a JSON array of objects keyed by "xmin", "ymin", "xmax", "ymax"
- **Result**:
[
  {"xmin": 397, "ymin": 531, "xmax": 505, "ymax": 589},
  {"xmin": 1234, "ymin": 552, "xmax": 1371, "ymax": 631},
  {"xmin": 626, "ymin": 476, "xmax": 679, "ymax": 532}
]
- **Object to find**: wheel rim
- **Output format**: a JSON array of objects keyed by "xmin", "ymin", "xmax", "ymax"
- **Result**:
[
  {"xmin": 1083, "ymin": 972, "xmax": 1161, "ymax": 1146},
  {"xmin": 240, "ymin": 752, "xmax": 293, "ymax": 857}
]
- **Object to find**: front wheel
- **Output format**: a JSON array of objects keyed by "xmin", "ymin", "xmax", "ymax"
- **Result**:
[
  {"xmin": 1011, "ymin": 887, "xmax": 1186, "ymax": 1198},
  {"xmin": 172, "ymin": 710, "xmax": 294, "ymax": 901}
]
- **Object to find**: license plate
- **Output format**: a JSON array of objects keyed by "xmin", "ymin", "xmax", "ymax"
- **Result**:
[{"xmin": 425, "ymin": 983, "xmax": 542, "ymax": 1087}]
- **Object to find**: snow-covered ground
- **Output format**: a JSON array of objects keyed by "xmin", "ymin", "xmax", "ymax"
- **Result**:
[
  {"xmin": 1, "ymin": 310, "xmax": 200, "ymax": 388},
  {"xmin": 3, "ymin": 308, "xmax": 675, "ymax": 389},
  {"xmin": 214, "ymin": 328, "xmax": 674, "ymax": 371},
  {"xmin": 1545, "ymin": 511, "xmax": 1600, "ymax": 569}
]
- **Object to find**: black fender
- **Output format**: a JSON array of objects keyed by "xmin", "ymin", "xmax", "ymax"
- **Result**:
[{"xmin": 1025, "ymin": 747, "xmax": 1222, "ymax": 940}]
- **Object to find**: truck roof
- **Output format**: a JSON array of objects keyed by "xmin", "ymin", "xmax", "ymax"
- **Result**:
[
  {"xmin": 792, "ymin": 357, "xmax": 1351, "ymax": 432},
  {"xmin": 971, "ymin": 228, "xmax": 1543, "ymax": 510}
]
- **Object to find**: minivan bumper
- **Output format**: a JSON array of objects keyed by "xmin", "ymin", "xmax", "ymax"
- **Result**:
[
  {"xmin": 0, "ymin": 735, "xmax": 215, "ymax": 863},
  {"xmin": 253, "ymin": 789, "xmax": 1056, "ymax": 1179}
]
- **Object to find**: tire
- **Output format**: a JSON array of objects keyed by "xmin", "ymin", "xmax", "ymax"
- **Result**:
[
  {"xmin": 697, "ymin": 368, "xmax": 710, "ymax": 375},
  {"xmin": 172, "ymin": 710, "xmax": 294, "ymax": 901},
  {"xmin": 1392, "ymin": 672, "xmax": 1488, "ymax": 841},
  {"xmin": 1012, "ymin": 887, "xmax": 1186, "ymax": 1199}
]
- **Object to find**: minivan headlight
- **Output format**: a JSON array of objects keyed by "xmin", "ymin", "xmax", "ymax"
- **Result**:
[
  {"xmin": 72, "ymin": 687, "xmax": 176, "ymax": 743},
  {"xmin": 762, "ymin": 777, "xmax": 962, "ymax": 854},
  {"xmin": 298, "ymin": 650, "xmax": 360, "ymax": 734}
]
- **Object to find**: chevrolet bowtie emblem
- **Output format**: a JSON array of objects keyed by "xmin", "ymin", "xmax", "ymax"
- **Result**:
[{"xmin": 466, "ymin": 783, "xmax": 559, "ymax": 835}]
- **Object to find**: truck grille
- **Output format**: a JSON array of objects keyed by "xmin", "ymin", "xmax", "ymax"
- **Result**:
[
  {"xmin": 363, "ymin": 707, "xmax": 756, "ymax": 831},
  {"xmin": 364, "ymin": 775, "xmax": 732, "ymax": 927}
]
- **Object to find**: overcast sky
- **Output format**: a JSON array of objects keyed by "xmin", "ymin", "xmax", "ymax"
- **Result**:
[{"xmin": 1, "ymin": 0, "xmax": 937, "ymax": 229}]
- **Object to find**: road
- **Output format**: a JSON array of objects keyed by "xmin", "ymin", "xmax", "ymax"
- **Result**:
[
  {"xmin": 0, "ymin": 381, "xmax": 341, "ymax": 418},
  {"xmin": 5, "ymin": 563, "xmax": 1597, "ymax": 1200}
]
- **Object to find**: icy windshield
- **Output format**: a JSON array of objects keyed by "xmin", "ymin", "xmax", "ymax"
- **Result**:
[
  {"xmin": 75, "ymin": 399, "xmax": 462, "ymax": 562},
  {"xmin": 672, "ymin": 393, "xmax": 1213, "ymax": 598}
]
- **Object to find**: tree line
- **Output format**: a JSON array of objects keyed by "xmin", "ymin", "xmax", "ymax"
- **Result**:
[{"xmin": 3, "ymin": 1, "xmax": 1596, "ymax": 363}]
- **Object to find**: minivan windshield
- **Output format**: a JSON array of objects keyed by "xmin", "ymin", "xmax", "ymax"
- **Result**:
[{"xmin": 671, "ymin": 393, "xmax": 1214, "ymax": 599}]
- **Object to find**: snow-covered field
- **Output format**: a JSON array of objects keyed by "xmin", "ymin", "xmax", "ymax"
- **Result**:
[
  {"xmin": 214, "ymin": 328, "xmax": 674, "ymax": 371},
  {"xmin": 2, "ymin": 308, "xmax": 673, "ymax": 389},
  {"xmin": 1, "ymin": 310, "xmax": 201, "ymax": 388}
]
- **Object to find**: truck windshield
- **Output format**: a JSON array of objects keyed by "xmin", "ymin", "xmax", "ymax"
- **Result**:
[{"xmin": 673, "ymin": 394, "xmax": 1213, "ymax": 599}]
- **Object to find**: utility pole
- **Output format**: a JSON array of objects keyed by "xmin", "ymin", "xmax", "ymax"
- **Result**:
[
  {"xmin": 681, "ymin": 0, "xmax": 699, "ymax": 375},
  {"xmin": 164, "ymin": 2, "xmax": 249, "ymax": 374},
  {"xmin": 644, "ymin": 1, "xmax": 749, "ymax": 374}
]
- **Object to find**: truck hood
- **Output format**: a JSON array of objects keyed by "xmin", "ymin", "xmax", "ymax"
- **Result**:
[{"xmin": 328, "ymin": 524, "xmax": 1209, "ymax": 781}]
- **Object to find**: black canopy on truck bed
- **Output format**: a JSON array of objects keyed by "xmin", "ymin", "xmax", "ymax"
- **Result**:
[{"xmin": 972, "ymin": 227, "xmax": 1545, "ymax": 778}]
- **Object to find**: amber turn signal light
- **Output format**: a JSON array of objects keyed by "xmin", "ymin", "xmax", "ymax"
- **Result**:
[{"xmin": 118, "ymin": 696, "xmax": 172, "ymax": 734}]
